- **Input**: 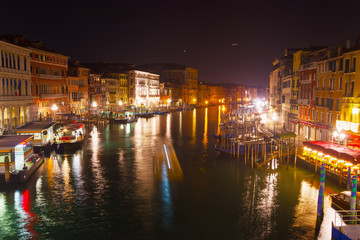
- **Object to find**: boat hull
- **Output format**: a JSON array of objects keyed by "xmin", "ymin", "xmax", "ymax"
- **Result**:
[
  {"xmin": 330, "ymin": 193, "xmax": 360, "ymax": 210},
  {"xmin": 114, "ymin": 118, "xmax": 137, "ymax": 124},
  {"xmin": 55, "ymin": 139, "xmax": 85, "ymax": 153}
]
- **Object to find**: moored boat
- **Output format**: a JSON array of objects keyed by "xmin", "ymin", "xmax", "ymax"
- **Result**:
[
  {"xmin": 330, "ymin": 191, "xmax": 360, "ymax": 210},
  {"xmin": 137, "ymin": 112, "xmax": 155, "ymax": 118},
  {"xmin": 113, "ymin": 111, "xmax": 137, "ymax": 124},
  {"xmin": 55, "ymin": 123, "xmax": 86, "ymax": 153}
]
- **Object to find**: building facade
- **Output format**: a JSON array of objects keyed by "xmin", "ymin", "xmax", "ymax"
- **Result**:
[
  {"xmin": 127, "ymin": 70, "xmax": 160, "ymax": 107},
  {"xmin": 29, "ymin": 47, "xmax": 69, "ymax": 120},
  {"xmin": 0, "ymin": 40, "xmax": 35, "ymax": 134}
]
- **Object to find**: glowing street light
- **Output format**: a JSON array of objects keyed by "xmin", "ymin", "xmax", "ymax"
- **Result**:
[
  {"xmin": 92, "ymin": 101, "xmax": 97, "ymax": 108},
  {"xmin": 118, "ymin": 100, "xmax": 123, "ymax": 106},
  {"xmin": 51, "ymin": 104, "xmax": 58, "ymax": 121},
  {"xmin": 333, "ymin": 129, "xmax": 346, "ymax": 147}
]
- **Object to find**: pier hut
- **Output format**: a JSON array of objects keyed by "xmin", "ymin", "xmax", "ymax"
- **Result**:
[{"xmin": 16, "ymin": 122, "xmax": 57, "ymax": 152}]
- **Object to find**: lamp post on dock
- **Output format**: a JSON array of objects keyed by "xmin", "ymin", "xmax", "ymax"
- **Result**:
[{"xmin": 51, "ymin": 104, "xmax": 58, "ymax": 121}]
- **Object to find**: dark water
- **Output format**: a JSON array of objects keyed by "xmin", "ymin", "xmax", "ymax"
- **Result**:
[{"xmin": 0, "ymin": 106, "xmax": 341, "ymax": 239}]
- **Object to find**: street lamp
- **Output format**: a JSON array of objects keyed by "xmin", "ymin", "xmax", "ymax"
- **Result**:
[
  {"xmin": 272, "ymin": 112, "xmax": 278, "ymax": 135},
  {"xmin": 51, "ymin": 104, "xmax": 58, "ymax": 121},
  {"xmin": 333, "ymin": 130, "xmax": 346, "ymax": 147}
]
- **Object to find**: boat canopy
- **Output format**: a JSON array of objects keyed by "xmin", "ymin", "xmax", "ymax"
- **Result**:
[
  {"xmin": 0, "ymin": 135, "xmax": 33, "ymax": 150},
  {"xmin": 16, "ymin": 122, "xmax": 57, "ymax": 133}
]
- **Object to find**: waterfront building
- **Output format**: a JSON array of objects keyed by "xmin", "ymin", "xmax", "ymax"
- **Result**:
[
  {"xmin": 109, "ymin": 73, "xmax": 128, "ymax": 105},
  {"xmin": 0, "ymin": 39, "xmax": 35, "ymax": 134},
  {"xmin": 29, "ymin": 45, "xmax": 69, "ymax": 120},
  {"xmin": 127, "ymin": 70, "xmax": 160, "ymax": 107},
  {"xmin": 290, "ymin": 50, "xmax": 302, "ymax": 133},
  {"xmin": 162, "ymin": 67, "xmax": 198, "ymax": 106},
  {"xmin": 68, "ymin": 61, "xmax": 90, "ymax": 116},
  {"xmin": 67, "ymin": 75, "xmax": 80, "ymax": 114},
  {"xmin": 313, "ymin": 44, "xmax": 345, "ymax": 141},
  {"xmin": 0, "ymin": 35, "xmax": 69, "ymax": 121},
  {"xmin": 269, "ymin": 58, "xmax": 281, "ymax": 111},
  {"xmin": 103, "ymin": 77, "xmax": 120, "ymax": 111},
  {"xmin": 208, "ymin": 85, "xmax": 226, "ymax": 104},
  {"xmin": 337, "ymin": 42, "xmax": 360, "ymax": 138},
  {"xmin": 270, "ymin": 49, "xmax": 296, "ymax": 130},
  {"xmin": 298, "ymin": 50, "xmax": 320, "ymax": 140},
  {"xmin": 159, "ymin": 82, "xmax": 172, "ymax": 107},
  {"xmin": 89, "ymin": 73, "xmax": 102, "ymax": 107},
  {"xmin": 197, "ymin": 81, "xmax": 210, "ymax": 106}
]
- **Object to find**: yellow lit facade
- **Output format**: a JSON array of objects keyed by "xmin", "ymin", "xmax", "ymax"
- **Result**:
[{"xmin": 337, "ymin": 48, "xmax": 360, "ymax": 134}]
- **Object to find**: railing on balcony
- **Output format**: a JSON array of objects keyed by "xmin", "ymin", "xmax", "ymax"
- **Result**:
[
  {"xmin": 298, "ymin": 99, "xmax": 310, "ymax": 105},
  {"xmin": 299, "ymin": 79, "xmax": 312, "ymax": 84},
  {"xmin": 0, "ymin": 96, "xmax": 33, "ymax": 101},
  {"xmin": 290, "ymin": 99, "xmax": 297, "ymax": 104},
  {"xmin": 40, "ymin": 93, "xmax": 64, "ymax": 99},
  {"xmin": 39, "ymin": 74, "xmax": 63, "ymax": 80},
  {"xmin": 288, "ymin": 112, "xmax": 298, "ymax": 119},
  {"xmin": 299, "ymin": 62, "xmax": 317, "ymax": 71}
]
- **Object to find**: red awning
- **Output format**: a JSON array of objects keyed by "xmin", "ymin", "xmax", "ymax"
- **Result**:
[
  {"xmin": 304, "ymin": 141, "xmax": 360, "ymax": 164},
  {"xmin": 300, "ymin": 121, "xmax": 328, "ymax": 129}
]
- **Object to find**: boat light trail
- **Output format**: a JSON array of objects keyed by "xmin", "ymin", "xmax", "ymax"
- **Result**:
[{"xmin": 163, "ymin": 144, "xmax": 171, "ymax": 169}]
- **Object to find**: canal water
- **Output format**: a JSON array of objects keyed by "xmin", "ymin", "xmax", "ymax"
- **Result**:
[{"xmin": 0, "ymin": 106, "xmax": 341, "ymax": 239}]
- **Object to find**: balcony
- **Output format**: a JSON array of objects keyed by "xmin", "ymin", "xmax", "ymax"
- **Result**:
[
  {"xmin": 39, "ymin": 74, "xmax": 63, "ymax": 80},
  {"xmin": 290, "ymin": 99, "xmax": 298, "ymax": 104},
  {"xmin": 299, "ymin": 79, "xmax": 312, "ymax": 84},
  {"xmin": 299, "ymin": 62, "xmax": 317, "ymax": 71},
  {"xmin": 288, "ymin": 112, "xmax": 298, "ymax": 119},
  {"xmin": 0, "ymin": 96, "xmax": 33, "ymax": 102},
  {"xmin": 40, "ymin": 93, "xmax": 64, "ymax": 99},
  {"xmin": 298, "ymin": 99, "xmax": 310, "ymax": 105}
]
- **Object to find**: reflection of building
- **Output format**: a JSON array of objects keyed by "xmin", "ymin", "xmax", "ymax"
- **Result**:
[
  {"xmin": 127, "ymin": 70, "xmax": 160, "ymax": 107},
  {"xmin": 0, "ymin": 39, "xmax": 35, "ymax": 134}
]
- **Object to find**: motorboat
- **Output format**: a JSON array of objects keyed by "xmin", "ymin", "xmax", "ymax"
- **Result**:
[
  {"xmin": 114, "ymin": 111, "xmax": 137, "ymax": 124},
  {"xmin": 330, "ymin": 191, "xmax": 360, "ymax": 210},
  {"xmin": 55, "ymin": 123, "xmax": 86, "ymax": 152}
]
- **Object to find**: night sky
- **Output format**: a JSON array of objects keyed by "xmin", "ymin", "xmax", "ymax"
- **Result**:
[{"xmin": 2, "ymin": 0, "xmax": 360, "ymax": 87}]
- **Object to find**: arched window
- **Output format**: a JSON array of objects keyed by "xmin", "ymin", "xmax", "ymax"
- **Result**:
[{"xmin": 25, "ymin": 80, "xmax": 28, "ymax": 96}]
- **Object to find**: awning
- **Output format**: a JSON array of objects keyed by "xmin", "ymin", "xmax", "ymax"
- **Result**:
[
  {"xmin": 304, "ymin": 141, "xmax": 360, "ymax": 164},
  {"xmin": 300, "ymin": 121, "xmax": 328, "ymax": 129}
]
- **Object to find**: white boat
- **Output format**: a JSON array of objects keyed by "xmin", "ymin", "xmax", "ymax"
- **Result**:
[
  {"xmin": 113, "ymin": 111, "xmax": 137, "ymax": 124},
  {"xmin": 55, "ymin": 123, "xmax": 86, "ymax": 152}
]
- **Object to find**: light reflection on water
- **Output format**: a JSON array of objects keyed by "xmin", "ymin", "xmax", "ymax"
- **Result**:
[{"xmin": 0, "ymin": 107, "xmax": 344, "ymax": 239}]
